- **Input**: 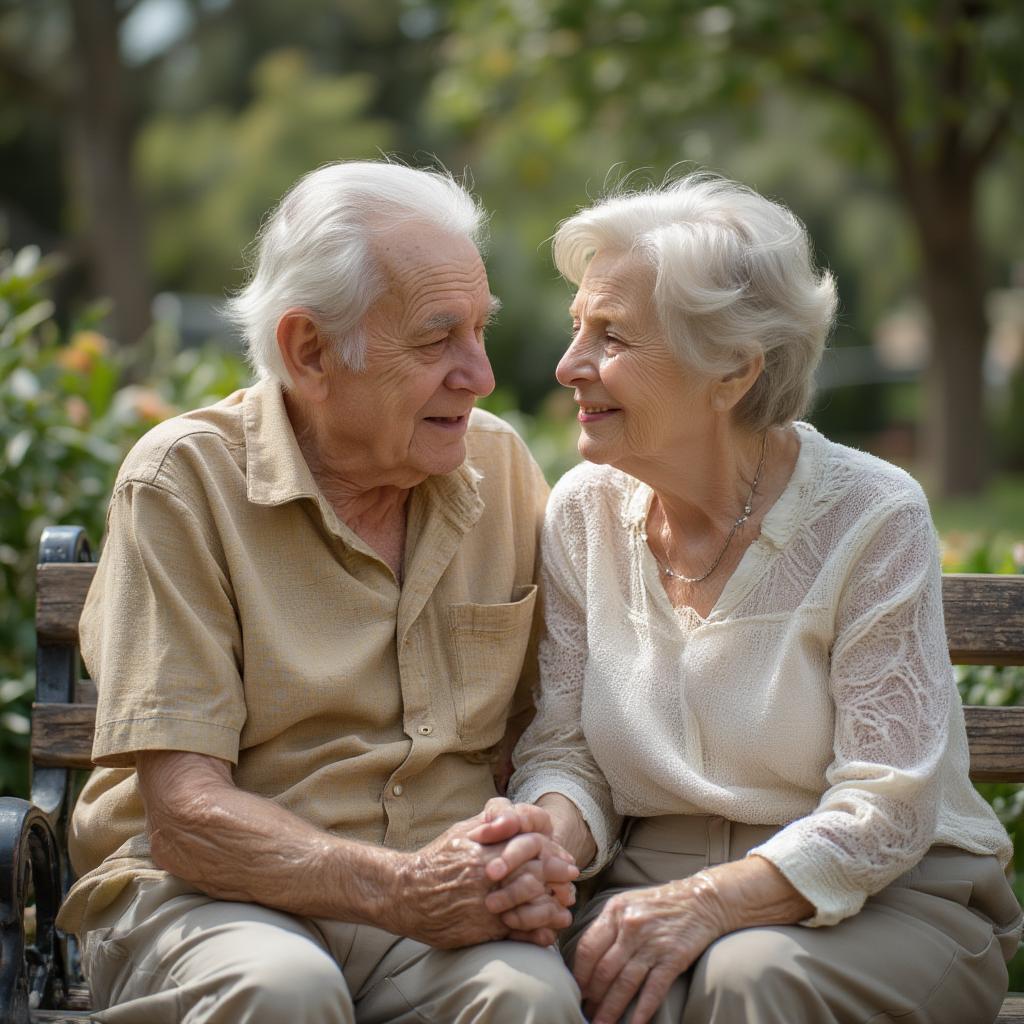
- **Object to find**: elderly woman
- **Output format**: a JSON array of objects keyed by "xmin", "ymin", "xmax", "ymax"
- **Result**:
[{"xmin": 502, "ymin": 175, "xmax": 1022, "ymax": 1024}]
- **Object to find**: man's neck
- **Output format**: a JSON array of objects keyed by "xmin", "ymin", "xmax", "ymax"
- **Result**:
[{"xmin": 285, "ymin": 390, "xmax": 414, "ymax": 578}]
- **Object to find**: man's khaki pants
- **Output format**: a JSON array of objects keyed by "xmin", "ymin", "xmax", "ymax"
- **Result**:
[
  {"xmin": 562, "ymin": 815, "xmax": 1023, "ymax": 1024},
  {"xmin": 81, "ymin": 876, "xmax": 584, "ymax": 1024}
]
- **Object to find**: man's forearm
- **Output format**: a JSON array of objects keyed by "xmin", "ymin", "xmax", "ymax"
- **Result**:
[{"xmin": 139, "ymin": 750, "xmax": 402, "ymax": 928}]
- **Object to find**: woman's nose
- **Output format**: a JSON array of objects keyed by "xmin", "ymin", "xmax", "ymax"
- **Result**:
[{"xmin": 556, "ymin": 332, "xmax": 597, "ymax": 388}]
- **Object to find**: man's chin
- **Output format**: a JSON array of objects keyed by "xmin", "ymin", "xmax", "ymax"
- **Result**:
[{"xmin": 420, "ymin": 441, "xmax": 468, "ymax": 477}]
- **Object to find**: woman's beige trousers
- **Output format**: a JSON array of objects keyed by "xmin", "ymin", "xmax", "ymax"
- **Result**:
[{"xmin": 562, "ymin": 815, "xmax": 1022, "ymax": 1024}]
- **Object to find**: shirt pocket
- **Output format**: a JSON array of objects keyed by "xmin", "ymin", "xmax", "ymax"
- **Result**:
[{"xmin": 447, "ymin": 584, "xmax": 538, "ymax": 751}]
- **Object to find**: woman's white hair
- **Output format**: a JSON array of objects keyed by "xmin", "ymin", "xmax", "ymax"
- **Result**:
[
  {"xmin": 552, "ymin": 173, "xmax": 838, "ymax": 432},
  {"xmin": 225, "ymin": 161, "xmax": 487, "ymax": 384}
]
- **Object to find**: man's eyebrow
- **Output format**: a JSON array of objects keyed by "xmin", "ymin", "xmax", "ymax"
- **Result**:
[
  {"xmin": 422, "ymin": 312, "xmax": 462, "ymax": 333},
  {"xmin": 421, "ymin": 296, "xmax": 502, "ymax": 334}
]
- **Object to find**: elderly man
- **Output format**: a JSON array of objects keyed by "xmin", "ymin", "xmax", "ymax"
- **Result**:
[{"xmin": 56, "ymin": 162, "xmax": 584, "ymax": 1023}]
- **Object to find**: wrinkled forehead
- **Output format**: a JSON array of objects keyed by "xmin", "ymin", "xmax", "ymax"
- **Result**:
[
  {"xmin": 367, "ymin": 221, "xmax": 496, "ymax": 327},
  {"xmin": 570, "ymin": 248, "xmax": 657, "ymax": 321}
]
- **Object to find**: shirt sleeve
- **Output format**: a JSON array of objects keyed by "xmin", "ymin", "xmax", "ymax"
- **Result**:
[
  {"xmin": 750, "ymin": 498, "xmax": 953, "ymax": 926},
  {"xmin": 508, "ymin": 492, "xmax": 623, "ymax": 877},
  {"xmin": 82, "ymin": 479, "xmax": 246, "ymax": 768}
]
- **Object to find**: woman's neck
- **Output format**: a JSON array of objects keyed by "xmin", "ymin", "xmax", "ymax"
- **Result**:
[{"xmin": 635, "ymin": 422, "xmax": 769, "ymax": 543}]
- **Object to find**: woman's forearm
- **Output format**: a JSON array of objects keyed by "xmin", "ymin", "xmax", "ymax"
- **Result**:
[
  {"xmin": 702, "ymin": 853, "xmax": 814, "ymax": 931},
  {"xmin": 536, "ymin": 792, "xmax": 597, "ymax": 869}
]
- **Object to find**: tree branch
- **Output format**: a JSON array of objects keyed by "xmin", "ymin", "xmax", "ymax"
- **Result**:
[
  {"xmin": 0, "ymin": 47, "xmax": 66, "ymax": 110},
  {"xmin": 965, "ymin": 104, "xmax": 1014, "ymax": 176}
]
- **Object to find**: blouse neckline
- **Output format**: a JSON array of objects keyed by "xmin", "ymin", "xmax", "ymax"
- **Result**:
[{"xmin": 626, "ymin": 421, "xmax": 821, "ymax": 623}]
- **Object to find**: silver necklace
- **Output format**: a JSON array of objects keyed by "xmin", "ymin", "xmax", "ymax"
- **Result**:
[{"xmin": 644, "ymin": 432, "xmax": 768, "ymax": 585}]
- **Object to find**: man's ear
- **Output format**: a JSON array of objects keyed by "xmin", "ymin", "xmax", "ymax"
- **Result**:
[
  {"xmin": 710, "ymin": 352, "xmax": 765, "ymax": 413},
  {"xmin": 276, "ymin": 310, "xmax": 332, "ymax": 403}
]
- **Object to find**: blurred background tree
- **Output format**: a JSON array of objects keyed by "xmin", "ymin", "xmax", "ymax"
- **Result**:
[
  {"xmin": 2, "ymin": 0, "xmax": 1021, "ymax": 496},
  {"xmin": 429, "ymin": 0, "xmax": 1023, "ymax": 497}
]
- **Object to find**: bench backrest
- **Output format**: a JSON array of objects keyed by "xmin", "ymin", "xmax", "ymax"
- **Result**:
[{"xmin": 31, "ymin": 537, "xmax": 1024, "ymax": 815}]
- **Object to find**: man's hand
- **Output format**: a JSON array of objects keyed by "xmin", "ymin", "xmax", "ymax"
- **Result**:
[{"xmin": 387, "ymin": 809, "xmax": 575, "ymax": 948}]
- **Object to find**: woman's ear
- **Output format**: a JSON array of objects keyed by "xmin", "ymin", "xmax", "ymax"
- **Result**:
[
  {"xmin": 711, "ymin": 353, "xmax": 765, "ymax": 412},
  {"xmin": 276, "ymin": 310, "xmax": 332, "ymax": 403}
]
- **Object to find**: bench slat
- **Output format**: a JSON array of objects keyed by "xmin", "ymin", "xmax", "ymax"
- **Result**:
[
  {"xmin": 30, "ymin": 704, "xmax": 96, "ymax": 769},
  {"xmin": 943, "ymin": 574, "xmax": 1024, "ymax": 666},
  {"xmin": 997, "ymin": 997, "xmax": 1024, "ymax": 1023},
  {"xmin": 965, "ymin": 706, "xmax": 1024, "ymax": 782},
  {"xmin": 35, "ymin": 563, "xmax": 97, "ymax": 644},
  {"xmin": 36, "ymin": 566, "xmax": 1024, "ymax": 663},
  {"xmin": 28, "ymin": 702, "xmax": 1024, "ymax": 781}
]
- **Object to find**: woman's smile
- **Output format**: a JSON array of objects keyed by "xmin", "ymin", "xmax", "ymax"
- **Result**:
[{"xmin": 578, "ymin": 404, "xmax": 622, "ymax": 423}]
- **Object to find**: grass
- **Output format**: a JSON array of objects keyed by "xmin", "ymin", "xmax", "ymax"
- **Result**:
[{"xmin": 930, "ymin": 474, "xmax": 1024, "ymax": 537}]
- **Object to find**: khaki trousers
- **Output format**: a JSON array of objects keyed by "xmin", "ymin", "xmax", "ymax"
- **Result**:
[
  {"xmin": 561, "ymin": 815, "xmax": 1023, "ymax": 1024},
  {"xmin": 81, "ymin": 876, "xmax": 584, "ymax": 1024}
]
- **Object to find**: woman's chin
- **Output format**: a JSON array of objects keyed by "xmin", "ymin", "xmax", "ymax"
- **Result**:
[{"xmin": 577, "ymin": 436, "xmax": 618, "ymax": 466}]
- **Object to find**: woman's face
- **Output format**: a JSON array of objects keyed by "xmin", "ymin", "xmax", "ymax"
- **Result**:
[{"xmin": 556, "ymin": 249, "xmax": 714, "ymax": 473}]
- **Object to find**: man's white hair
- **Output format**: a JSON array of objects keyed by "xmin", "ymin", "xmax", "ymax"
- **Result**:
[
  {"xmin": 552, "ymin": 173, "xmax": 838, "ymax": 432},
  {"xmin": 225, "ymin": 161, "xmax": 488, "ymax": 384}
]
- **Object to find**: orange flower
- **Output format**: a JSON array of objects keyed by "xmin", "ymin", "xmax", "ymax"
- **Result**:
[
  {"xmin": 58, "ymin": 331, "xmax": 111, "ymax": 374},
  {"xmin": 64, "ymin": 395, "xmax": 90, "ymax": 428},
  {"xmin": 129, "ymin": 387, "xmax": 178, "ymax": 423}
]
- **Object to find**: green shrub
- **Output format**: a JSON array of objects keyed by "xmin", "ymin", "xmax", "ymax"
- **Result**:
[{"xmin": 0, "ymin": 246, "xmax": 250, "ymax": 794}]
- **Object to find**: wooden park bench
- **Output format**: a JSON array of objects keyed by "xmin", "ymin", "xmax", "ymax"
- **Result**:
[{"xmin": 2, "ymin": 525, "xmax": 1024, "ymax": 1022}]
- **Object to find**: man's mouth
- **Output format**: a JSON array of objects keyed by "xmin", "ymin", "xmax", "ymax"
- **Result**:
[{"xmin": 424, "ymin": 414, "xmax": 468, "ymax": 429}]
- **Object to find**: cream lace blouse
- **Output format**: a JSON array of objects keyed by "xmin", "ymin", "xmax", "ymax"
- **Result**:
[{"xmin": 509, "ymin": 422, "xmax": 1011, "ymax": 926}]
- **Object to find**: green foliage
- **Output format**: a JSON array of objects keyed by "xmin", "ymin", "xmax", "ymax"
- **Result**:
[
  {"xmin": 137, "ymin": 49, "xmax": 394, "ymax": 292},
  {"xmin": 0, "ymin": 247, "xmax": 250, "ymax": 794}
]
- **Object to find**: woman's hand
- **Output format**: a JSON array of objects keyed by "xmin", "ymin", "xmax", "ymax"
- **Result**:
[
  {"xmin": 574, "ymin": 856, "xmax": 814, "ymax": 1024},
  {"xmin": 573, "ymin": 873, "xmax": 729, "ymax": 1024},
  {"xmin": 467, "ymin": 798, "xmax": 580, "ymax": 939}
]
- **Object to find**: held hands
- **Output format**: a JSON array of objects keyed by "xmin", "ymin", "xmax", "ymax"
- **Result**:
[
  {"xmin": 388, "ymin": 798, "xmax": 578, "ymax": 949},
  {"xmin": 468, "ymin": 798, "xmax": 579, "ymax": 936},
  {"xmin": 573, "ymin": 872, "xmax": 730, "ymax": 1024}
]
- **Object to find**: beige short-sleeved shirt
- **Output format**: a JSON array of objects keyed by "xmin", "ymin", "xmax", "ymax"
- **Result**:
[{"xmin": 58, "ymin": 380, "xmax": 549, "ymax": 936}]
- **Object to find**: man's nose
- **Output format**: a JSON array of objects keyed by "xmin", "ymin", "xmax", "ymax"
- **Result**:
[
  {"xmin": 555, "ymin": 331, "xmax": 597, "ymax": 389},
  {"xmin": 449, "ymin": 334, "xmax": 496, "ymax": 397}
]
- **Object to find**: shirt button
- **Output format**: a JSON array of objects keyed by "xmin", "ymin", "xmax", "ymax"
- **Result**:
[
  {"xmin": 417, "ymin": 724, "xmax": 433, "ymax": 736},
  {"xmin": 392, "ymin": 784, "xmax": 404, "ymax": 797}
]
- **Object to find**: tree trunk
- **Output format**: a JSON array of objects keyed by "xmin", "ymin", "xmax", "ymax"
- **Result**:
[
  {"xmin": 913, "ymin": 181, "xmax": 989, "ymax": 498},
  {"xmin": 67, "ymin": 0, "xmax": 152, "ymax": 345}
]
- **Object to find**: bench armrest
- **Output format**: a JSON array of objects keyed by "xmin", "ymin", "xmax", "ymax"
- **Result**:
[{"xmin": 0, "ymin": 797, "xmax": 67, "ymax": 1022}]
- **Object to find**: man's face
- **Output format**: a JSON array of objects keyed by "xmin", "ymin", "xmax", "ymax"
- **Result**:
[{"xmin": 322, "ymin": 222, "xmax": 497, "ymax": 487}]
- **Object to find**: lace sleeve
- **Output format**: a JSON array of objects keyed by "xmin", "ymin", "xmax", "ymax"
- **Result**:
[
  {"xmin": 751, "ymin": 498, "xmax": 952, "ymax": 926},
  {"xmin": 508, "ymin": 504, "xmax": 623, "ymax": 877}
]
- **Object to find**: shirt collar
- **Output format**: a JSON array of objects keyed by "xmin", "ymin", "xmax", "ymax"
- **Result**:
[
  {"xmin": 243, "ymin": 377, "xmax": 321, "ymax": 507},
  {"xmin": 242, "ymin": 377, "xmax": 485, "ymax": 531}
]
